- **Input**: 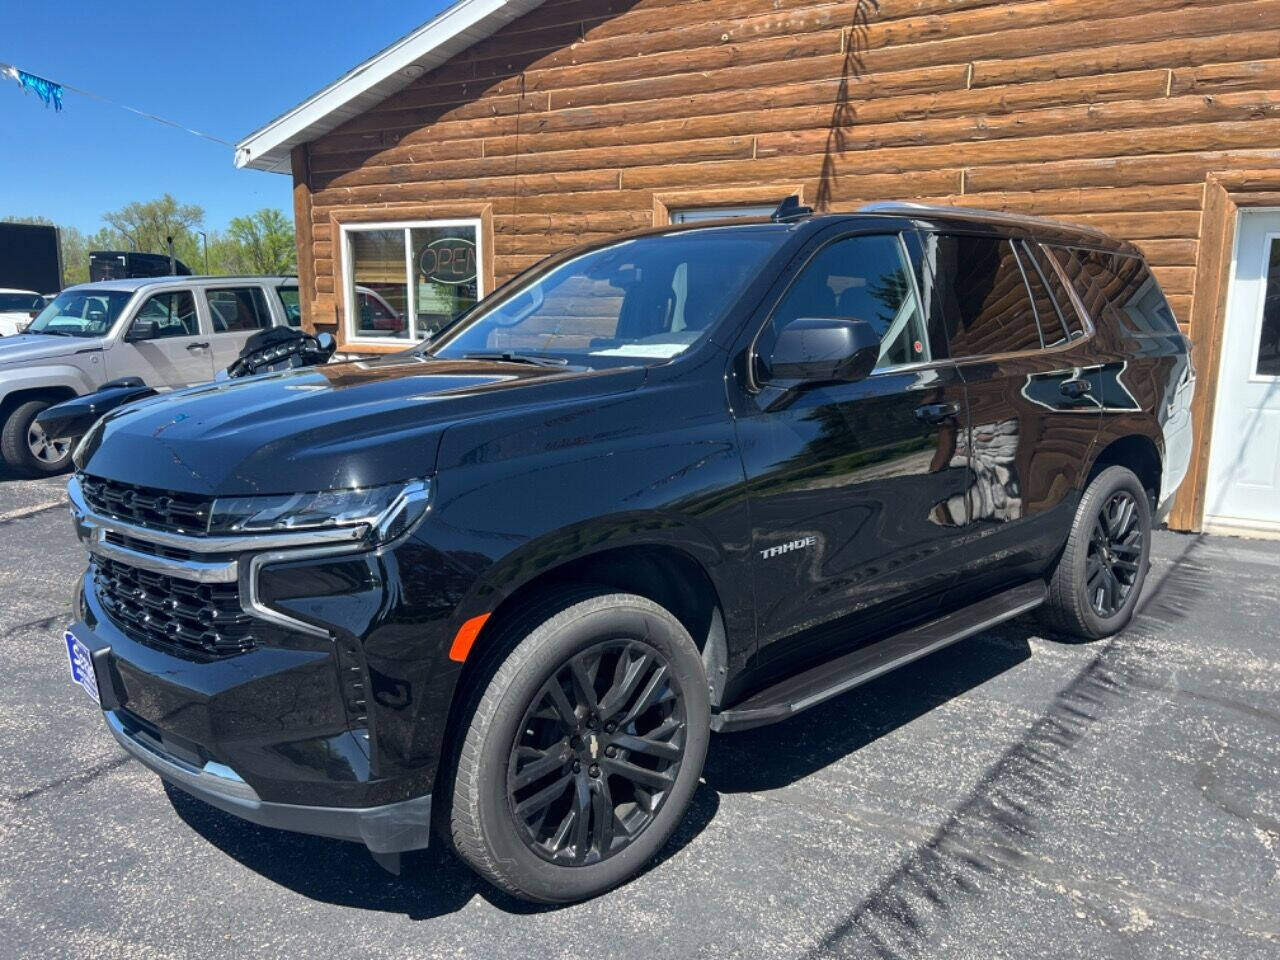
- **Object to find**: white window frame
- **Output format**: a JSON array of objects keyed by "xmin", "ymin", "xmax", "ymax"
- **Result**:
[
  {"xmin": 339, "ymin": 218, "xmax": 484, "ymax": 346},
  {"xmin": 669, "ymin": 204, "xmax": 777, "ymax": 224}
]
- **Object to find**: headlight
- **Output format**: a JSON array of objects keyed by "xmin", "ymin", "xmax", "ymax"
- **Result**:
[{"xmin": 208, "ymin": 478, "xmax": 431, "ymax": 544}]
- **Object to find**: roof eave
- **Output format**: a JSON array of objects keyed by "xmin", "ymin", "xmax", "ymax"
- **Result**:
[{"xmin": 234, "ymin": 0, "xmax": 546, "ymax": 174}]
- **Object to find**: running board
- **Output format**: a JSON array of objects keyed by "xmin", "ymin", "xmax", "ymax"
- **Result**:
[{"xmin": 711, "ymin": 580, "xmax": 1047, "ymax": 732}]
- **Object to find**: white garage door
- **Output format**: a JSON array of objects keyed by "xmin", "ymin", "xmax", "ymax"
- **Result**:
[{"xmin": 1205, "ymin": 209, "xmax": 1280, "ymax": 532}]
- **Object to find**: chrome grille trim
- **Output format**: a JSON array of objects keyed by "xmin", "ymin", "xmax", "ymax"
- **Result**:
[
  {"xmin": 90, "ymin": 536, "xmax": 238, "ymax": 583},
  {"xmin": 69, "ymin": 475, "xmax": 370, "ymax": 555}
]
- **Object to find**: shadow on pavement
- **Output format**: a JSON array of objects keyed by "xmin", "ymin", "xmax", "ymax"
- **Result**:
[
  {"xmin": 706, "ymin": 628, "xmax": 1033, "ymax": 795},
  {"xmin": 166, "ymin": 773, "xmax": 721, "ymax": 919}
]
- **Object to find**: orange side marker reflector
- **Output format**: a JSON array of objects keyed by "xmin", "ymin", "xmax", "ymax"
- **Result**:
[{"xmin": 449, "ymin": 613, "xmax": 491, "ymax": 662}]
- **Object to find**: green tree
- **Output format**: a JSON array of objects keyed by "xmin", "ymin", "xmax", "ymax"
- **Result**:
[
  {"xmin": 102, "ymin": 193, "xmax": 205, "ymax": 263},
  {"xmin": 226, "ymin": 209, "xmax": 296, "ymax": 274}
]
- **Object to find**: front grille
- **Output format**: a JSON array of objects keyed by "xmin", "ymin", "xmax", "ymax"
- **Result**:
[
  {"xmin": 93, "ymin": 557, "xmax": 254, "ymax": 659},
  {"xmin": 80, "ymin": 474, "xmax": 213, "ymax": 535}
]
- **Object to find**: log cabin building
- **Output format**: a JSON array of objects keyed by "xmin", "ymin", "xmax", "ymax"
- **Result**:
[{"xmin": 235, "ymin": 0, "xmax": 1280, "ymax": 534}]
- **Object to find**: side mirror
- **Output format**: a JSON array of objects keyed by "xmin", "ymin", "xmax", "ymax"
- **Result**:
[
  {"xmin": 765, "ymin": 317, "xmax": 881, "ymax": 386},
  {"xmin": 125, "ymin": 317, "xmax": 157, "ymax": 342},
  {"xmin": 315, "ymin": 332, "xmax": 336, "ymax": 354}
]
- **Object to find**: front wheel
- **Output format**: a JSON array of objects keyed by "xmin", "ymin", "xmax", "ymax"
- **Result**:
[
  {"xmin": 1042, "ymin": 465, "xmax": 1152, "ymax": 640},
  {"xmin": 1, "ymin": 399, "xmax": 75, "ymax": 477},
  {"xmin": 449, "ymin": 589, "xmax": 709, "ymax": 903}
]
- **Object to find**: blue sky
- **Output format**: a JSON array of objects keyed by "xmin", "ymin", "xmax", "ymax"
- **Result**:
[{"xmin": 2, "ymin": 1, "xmax": 450, "ymax": 235}]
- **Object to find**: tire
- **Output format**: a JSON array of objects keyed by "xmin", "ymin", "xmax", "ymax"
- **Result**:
[
  {"xmin": 1041, "ymin": 465, "xmax": 1152, "ymax": 640},
  {"xmin": 449, "ymin": 588, "xmax": 710, "ymax": 903},
  {"xmin": 1, "ymin": 399, "xmax": 75, "ymax": 477}
]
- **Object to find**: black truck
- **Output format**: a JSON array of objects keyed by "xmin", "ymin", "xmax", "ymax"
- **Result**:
[
  {"xmin": 62, "ymin": 203, "xmax": 1194, "ymax": 903},
  {"xmin": 0, "ymin": 221, "xmax": 62, "ymax": 292}
]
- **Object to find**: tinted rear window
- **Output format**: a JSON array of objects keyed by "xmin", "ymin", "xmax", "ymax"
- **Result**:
[
  {"xmin": 1048, "ymin": 247, "xmax": 1177, "ymax": 335},
  {"xmin": 929, "ymin": 234, "xmax": 1043, "ymax": 356}
]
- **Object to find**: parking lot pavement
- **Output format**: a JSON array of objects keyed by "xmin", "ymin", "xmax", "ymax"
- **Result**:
[{"xmin": 0, "ymin": 475, "xmax": 1276, "ymax": 960}]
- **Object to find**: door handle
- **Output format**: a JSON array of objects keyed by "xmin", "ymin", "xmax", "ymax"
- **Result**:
[
  {"xmin": 1060, "ymin": 378, "xmax": 1092, "ymax": 399},
  {"xmin": 913, "ymin": 402, "xmax": 960, "ymax": 424},
  {"xmin": 186, "ymin": 342, "xmax": 210, "ymax": 350}
]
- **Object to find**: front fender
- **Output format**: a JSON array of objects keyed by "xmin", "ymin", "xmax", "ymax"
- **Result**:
[{"xmin": 0, "ymin": 364, "xmax": 96, "ymax": 405}]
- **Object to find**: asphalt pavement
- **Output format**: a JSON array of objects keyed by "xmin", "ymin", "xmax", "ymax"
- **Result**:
[{"xmin": 0, "ymin": 472, "xmax": 1277, "ymax": 959}]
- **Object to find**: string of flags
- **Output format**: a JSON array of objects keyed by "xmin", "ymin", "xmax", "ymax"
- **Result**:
[
  {"xmin": 2, "ymin": 63, "xmax": 63, "ymax": 111},
  {"xmin": 1, "ymin": 60, "xmax": 233, "ymax": 146}
]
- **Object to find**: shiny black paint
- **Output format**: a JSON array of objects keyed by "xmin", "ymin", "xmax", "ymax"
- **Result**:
[{"xmin": 71, "ymin": 211, "xmax": 1189, "ymax": 825}]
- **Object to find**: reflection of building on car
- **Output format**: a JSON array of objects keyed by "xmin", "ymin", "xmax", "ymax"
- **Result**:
[{"xmin": 0, "ymin": 276, "xmax": 297, "ymax": 476}]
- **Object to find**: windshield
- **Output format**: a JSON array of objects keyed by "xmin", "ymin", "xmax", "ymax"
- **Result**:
[
  {"xmin": 428, "ymin": 227, "xmax": 785, "ymax": 365},
  {"xmin": 27, "ymin": 290, "xmax": 134, "ymax": 338},
  {"xmin": 0, "ymin": 293, "xmax": 44, "ymax": 312}
]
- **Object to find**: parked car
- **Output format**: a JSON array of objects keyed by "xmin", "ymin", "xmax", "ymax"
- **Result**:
[
  {"xmin": 63, "ymin": 203, "xmax": 1193, "ymax": 903},
  {"xmin": 0, "ymin": 288, "xmax": 46, "ymax": 337},
  {"xmin": 0, "ymin": 275, "xmax": 297, "ymax": 476}
]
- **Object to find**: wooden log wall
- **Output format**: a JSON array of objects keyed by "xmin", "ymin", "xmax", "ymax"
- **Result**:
[
  {"xmin": 291, "ymin": 0, "xmax": 1280, "ymax": 528},
  {"xmin": 296, "ymin": 0, "xmax": 1280, "ymax": 336}
]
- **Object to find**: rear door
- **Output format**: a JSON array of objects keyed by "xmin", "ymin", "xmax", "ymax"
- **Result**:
[
  {"xmin": 919, "ymin": 230, "xmax": 1103, "ymax": 598},
  {"xmin": 107, "ymin": 289, "xmax": 214, "ymax": 387},
  {"xmin": 734, "ymin": 228, "xmax": 972, "ymax": 667},
  {"xmin": 203, "ymin": 285, "xmax": 276, "ymax": 371}
]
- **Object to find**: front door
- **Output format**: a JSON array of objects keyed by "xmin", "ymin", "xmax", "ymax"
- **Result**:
[
  {"xmin": 107, "ymin": 289, "xmax": 214, "ymax": 387},
  {"xmin": 1205, "ymin": 210, "xmax": 1280, "ymax": 531},
  {"xmin": 734, "ymin": 230, "xmax": 971, "ymax": 668}
]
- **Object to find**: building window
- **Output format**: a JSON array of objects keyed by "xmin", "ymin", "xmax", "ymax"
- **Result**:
[
  {"xmin": 669, "ymin": 204, "xmax": 777, "ymax": 224},
  {"xmin": 341, "ymin": 219, "xmax": 483, "ymax": 344}
]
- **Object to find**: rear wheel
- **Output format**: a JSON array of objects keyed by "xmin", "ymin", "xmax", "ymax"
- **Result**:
[
  {"xmin": 1042, "ymin": 465, "xmax": 1152, "ymax": 639},
  {"xmin": 449, "ymin": 589, "xmax": 709, "ymax": 903},
  {"xmin": 1, "ymin": 399, "xmax": 74, "ymax": 477}
]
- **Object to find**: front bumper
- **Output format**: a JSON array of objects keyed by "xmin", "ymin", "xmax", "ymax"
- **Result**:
[
  {"xmin": 66, "ymin": 472, "xmax": 473, "ymax": 852},
  {"xmin": 105, "ymin": 707, "xmax": 432, "ymax": 853}
]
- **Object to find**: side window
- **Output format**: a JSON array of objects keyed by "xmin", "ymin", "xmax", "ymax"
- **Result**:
[
  {"xmin": 276, "ymin": 287, "xmax": 302, "ymax": 327},
  {"xmin": 766, "ymin": 233, "xmax": 929, "ymax": 370},
  {"xmin": 206, "ymin": 287, "xmax": 273, "ymax": 333},
  {"xmin": 1048, "ymin": 247, "xmax": 1177, "ymax": 336},
  {"xmin": 131, "ymin": 291, "xmax": 199, "ymax": 339},
  {"xmin": 929, "ymin": 234, "xmax": 1042, "ymax": 357},
  {"xmin": 1014, "ymin": 241, "xmax": 1070, "ymax": 347},
  {"xmin": 1028, "ymin": 243, "xmax": 1087, "ymax": 338}
]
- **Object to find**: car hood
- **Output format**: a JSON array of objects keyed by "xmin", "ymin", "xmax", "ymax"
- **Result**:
[
  {"xmin": 78, "ymin": 354, "xmax": 646, "ymax": 495},
  {"xmin": 0, "ymin": 333, "xmax": 87, "ymax": 364}
]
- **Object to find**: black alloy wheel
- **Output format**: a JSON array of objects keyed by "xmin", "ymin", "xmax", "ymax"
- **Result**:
[
  {"xmin": 1086, "ymin": 490, "xmax": 1144, "ymax": 617},
  {"xmin": 507, "ymin": 639, "xmax": 686, "ymax": 866}
]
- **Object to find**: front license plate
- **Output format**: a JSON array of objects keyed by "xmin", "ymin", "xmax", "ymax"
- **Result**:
[{"xmin": 65, "ymin": 630, "xmax": 100, "ymax": 705}]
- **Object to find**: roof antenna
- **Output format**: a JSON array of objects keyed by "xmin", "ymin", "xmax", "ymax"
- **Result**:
[{"xmin": 771, "ymin": 195, "xmax": 813, "ymax": 222}]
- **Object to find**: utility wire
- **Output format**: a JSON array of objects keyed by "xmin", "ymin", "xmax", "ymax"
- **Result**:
[{"xmin": 1, "ymin": 60, "xmax": 234, "ymax": 147}]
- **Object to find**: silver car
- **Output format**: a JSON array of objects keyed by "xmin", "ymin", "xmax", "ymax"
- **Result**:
[{"xmin": 0, "ymin": 275, "xmax": 299, "ymax": 476}]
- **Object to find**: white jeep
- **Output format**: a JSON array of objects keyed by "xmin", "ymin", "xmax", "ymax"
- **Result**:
[{"xmin": 0, "ymin": 275, "xmax": 300, "ymax": 476}]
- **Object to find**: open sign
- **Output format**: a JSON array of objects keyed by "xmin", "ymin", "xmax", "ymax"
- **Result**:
[{"xmin": 420, "ymin": 237, "xmax": 477, "ymax": 285}]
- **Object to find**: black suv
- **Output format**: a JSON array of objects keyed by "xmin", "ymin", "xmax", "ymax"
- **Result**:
[{"xmin": 64, "ymin": 203, "xmax": 1194, "ymax": 903}]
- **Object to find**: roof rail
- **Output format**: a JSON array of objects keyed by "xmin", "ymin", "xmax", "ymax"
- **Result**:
[{"xmin": 858, "ymin": 201, "xmax": 1110, "ymax": 238}]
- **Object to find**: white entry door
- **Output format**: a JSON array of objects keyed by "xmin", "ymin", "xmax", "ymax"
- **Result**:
[{"xmin": 1205, "ymin": 210, "xmax": 1280, "ymax": 531}]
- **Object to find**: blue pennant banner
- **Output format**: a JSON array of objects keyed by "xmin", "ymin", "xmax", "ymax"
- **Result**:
[
  {"xmin": 4, "ymin": 65, "xmax": 64, "ymax": 111},
  {"xmin": 18, "ymin": 70, "xmax": 63, "ymax": 111}
]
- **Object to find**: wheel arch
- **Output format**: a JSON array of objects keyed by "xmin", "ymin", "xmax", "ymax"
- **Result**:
[
  {"xmin": 0, "ymin": 384, "xmax": 79, "ymax": 421},
  {"xmin": 457, "ymin": 539, "xmax": 730, "ymax": 698},
  {"xmin": 1087, "ymin": 433, "xmax": 1162, "ymax": 508}
]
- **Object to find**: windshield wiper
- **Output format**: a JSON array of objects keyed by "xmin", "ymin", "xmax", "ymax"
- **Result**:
[
  {"xmin": 31, "ymin": 329, "xmax": 74, "ymax": 337},
  {"xmin": 461, "ymin": 351, "xmax": 570, "ymax": 367}
]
